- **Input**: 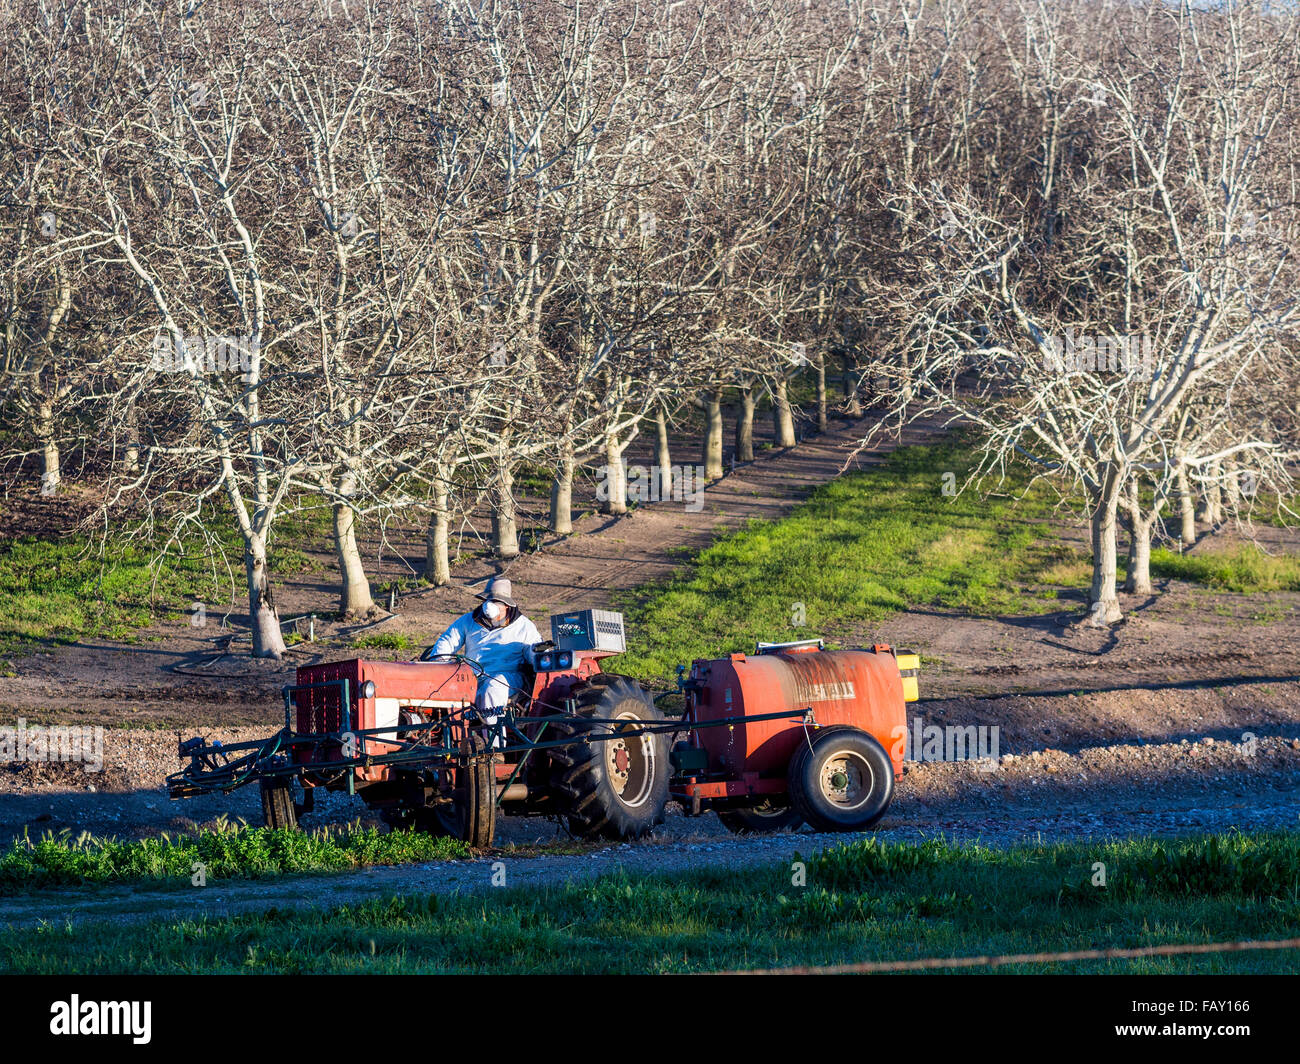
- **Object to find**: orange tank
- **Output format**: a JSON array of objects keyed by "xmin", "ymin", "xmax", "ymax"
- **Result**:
[{"xmin": 686, "ymin": 645, "xmax": 907, "ymax": 780}]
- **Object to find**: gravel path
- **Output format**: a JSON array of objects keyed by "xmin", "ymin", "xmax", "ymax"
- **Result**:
[{"xmin": 3, "ymin": 728, "xmax": 1296, "ymax": 931}]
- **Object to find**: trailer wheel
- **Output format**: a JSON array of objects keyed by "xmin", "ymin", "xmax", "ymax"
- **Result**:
[
  {"xmin": 260, "ymin": 777, "xmax": 299, "ymax": 830},
  {"xmin": 548, "ymin": 677, "xmax": 669, "ymax": 840},
  {"xmin": 455, "ymin": 736, "xmax": 496, "ymax": 848},
  {"xmin": 788, "ymin": 727, "xmax": 893, "ymax": 832},
  {"xmin": 717, "ymin": 801, "xmax": 804, "ymax": 834}
]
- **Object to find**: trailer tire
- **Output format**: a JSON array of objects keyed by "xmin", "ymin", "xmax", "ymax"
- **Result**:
[
  {"xmin": 549, "ymin": 677, "xmax": 669, "ymax": 840},
  {"xmin": 788, "ymin": 727, "xmax": 893, "ymax": 832},
  {"xmin": 717, "ymin": 801, "xmax": 804, "ymax": 834},
  {"xmin": 260, "ymin": 777, "xmax": 299, "ymax": 830}
]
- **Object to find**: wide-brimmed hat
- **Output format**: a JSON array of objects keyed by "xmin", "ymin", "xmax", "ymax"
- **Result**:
[{"xmin": 475, "ymin": 576, "xmax": 517, "ymax": 607}]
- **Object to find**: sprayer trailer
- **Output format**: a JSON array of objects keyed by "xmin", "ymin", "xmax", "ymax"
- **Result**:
[
  {"xmin": 670, "ymin": 639, "xmax": 919, "ymax": 833},
  {"xmin": 168, "ymin": 613, "xmax": 919, "ymax": 846}
]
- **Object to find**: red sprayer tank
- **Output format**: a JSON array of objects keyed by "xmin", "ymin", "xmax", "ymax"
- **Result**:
[{"xmin": 687, "ymin": 645, "xmax": 908, "ymax": 779}]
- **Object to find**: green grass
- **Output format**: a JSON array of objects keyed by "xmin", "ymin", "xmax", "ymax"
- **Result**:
[
  {"xmin": 4, "ymin": 831, "xmax": 1297, "ymax": 973},
  {"xmin": 1148, "ymin": 545, "xmax": 1300, "ymax": 593},
  {"xmin": 614, "ymin": 442, "xmax": 1067, "ymax": 684},
  {"xmin": 0, "ymin": 536, "xmax": 221, "ymax": 655},
  {"xmin": 0, "ymin": 492, "xmax": 334, "ymax": 654},
  {"xmin": 352, "ymin": 632, "xmax": 416, "ymax": 652},
  {"xmin": 0, "ymin": 821, "xmax": 468, "ymax": 894}
]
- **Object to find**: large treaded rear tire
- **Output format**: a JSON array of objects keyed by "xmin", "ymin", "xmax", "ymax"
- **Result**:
[{"xmin": 548, "ymin": 677, "xmax": 669, "ymax": 840}]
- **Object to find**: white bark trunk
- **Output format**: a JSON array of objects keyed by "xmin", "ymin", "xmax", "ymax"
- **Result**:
[
  {"xmin": 492, "ymin": 458, "xmax": 519, "ymax": 559},
  {"xmin": 735, "ymin": 384, "xmax": 756, "ymax": 463},
  {"xmin": 655, "ymin": 406, "xmax": 672, "ymax": 499},
  {"xmin": 1197, "ymin": 461, "xmax": 1222, "ymax": 525},
  {"xmin": 425, "ymin": 476, "xmax": 451, "ymax": 586},
  {"xmin": 702, "ymin": 388, "xmax": 724, "ymax": 480},
  {"xmin": 772, "ymin": 377, "xmax": 796, "ymax": 448},
  {"xmin": 815, "ymin": 351, "xmax": 828, "ymax": 432},
  {"xmin": 333, "ymin": 499, "xmax": 375, "ymax": 618},
  {"xmin": 602, "ymin": 434, "xmax": 628, "ymax": 515},
  {"xmin": 550, "ymin": 443, "xmax": 574, "ymax": 534},
  {"xmin": 123, "ymin": 404, "xmax": 140, "ymax": 474},
  {"xmin": 842, "ymin": 356, "xmax": 862, "ymax": 418},
  {"xmin": 1086, "ymin": 480, "xmax": 1124, "ymax": 626},
  {"xmin": 245, "ymin": 535, "xmax": 287, "ymax": 659},
  {"xmin": 1125, "ymin": 519, "xmax": 1153, "ymax": 594},
  {"xmin": 1176, "ymin": 462, "xmax": 1197, "ymax": 547},
  {"xmin": 37, "ymin": 401, "xmax": 59, "ymax": 493}
]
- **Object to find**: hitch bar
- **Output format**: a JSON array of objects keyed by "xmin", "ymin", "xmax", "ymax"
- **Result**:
[{"xmin": 167, "ymin": 705, "xmax": 819, "ymax": 799}]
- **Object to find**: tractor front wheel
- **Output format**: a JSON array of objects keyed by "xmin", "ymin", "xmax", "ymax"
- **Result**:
[
  {"xmin": 260, "ymin": 777, "xmax": 299, "ymax": 830},
  {"xmin": 454, "ymin": 735, "xmax": 496, "ymax": 848},
  {"xmin": 549, "ymin": 677, "xmax": 669, "ymax": 840},
  {"xmin": 788, "ymin": 727, "xmax": 894, "ymax": 832}
]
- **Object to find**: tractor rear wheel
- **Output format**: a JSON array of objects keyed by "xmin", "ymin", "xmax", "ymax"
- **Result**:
[
  {"xmin": 717, "ymin": 801, "xmax": 804, "ymax": 834},
  {"xmin": 454, "ymin": 735, "xmax": 496, "ymax": 848},
  {"xmin": 548, "ymin": 677, "xmax": 669, "ymax": 840},
  {"xmin": 788, "ymin": 727, "xmax": 893, "ymax": 832},
  {"xmin": 260, "ymin": 777, "xmax": 298, "ymax": 830}
]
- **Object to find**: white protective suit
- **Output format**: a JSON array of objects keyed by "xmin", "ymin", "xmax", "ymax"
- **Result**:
[{"xmin": 429, "ymin": 606, "xmax": 542, "ymax": 717}]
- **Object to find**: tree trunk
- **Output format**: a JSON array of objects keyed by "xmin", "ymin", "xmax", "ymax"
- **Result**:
[
  {"xmin": 1224, "ymin": 462, "xmax": 1242, "ymax": 512},
  {"xmin": 815, "ymin": 351, "xmax": 828, "ymax": 433},
  {"xmin": 1197, "ymin": 460, "xmax": 1223, "ymax": 526},
  {"xmin": 245, "ymin": 535, "xmax": 287, "ymax": 659},
  {"xmin": 333, "ymin": 496, "xmax": 375, "ymax": 618},
  {"xmin": 424, "ymin": 474, "xmax": 451, "ymax": 585},
  {"xmin": 655, "ymin": 405, "xmax": 672, "ymax": 500},
  {"xmin": 123, "ymin": 404, "xmax": 140, "ymax": 474},
  {"xmin": 37, "ymin": 401, "xmax": 59, "ymax": 494},
  {"xmin": 550, "ymin": 442, "xmax": 574, "ymax": 535},
  {"xmin": 735, "ymin": 382, "xmax": 756, "ymax": 463},
  {"xmin": 1085, "ymin": 475, "xmax": 1124, "ymax": 626},
  {"xmin": 1125, "ymin": 518, "xmax": 1153, "ymax": 594},
  {"xmin": 842, "ymin": 356, "xmax": 862, "ymax": 418},
  {"xmin": 1176, "ymin": 462, "xmax": 1196, "ymax": 548},
  {"xmin": 702, "ymin": 388, "xmax": 724, "ymax": 480},
  {"xmin": 602, "ymin": 433, "xmax": 628, "ymax": 515},
  {"xmin": 492, "ymin": 457, "xmax": 518, "ymax": 558},
  {"xmin": 772, "ymin": 377, "xmax": 796, "ymax": 448}
]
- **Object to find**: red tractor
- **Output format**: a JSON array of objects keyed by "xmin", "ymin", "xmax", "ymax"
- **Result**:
[{"xmin": 169, "ymin": 611, "xmax": 918, "ymax": 844}]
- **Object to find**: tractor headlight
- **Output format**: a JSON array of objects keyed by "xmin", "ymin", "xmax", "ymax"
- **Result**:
[
  {"xmin": 360, "ymin": 680, "xmax": 376, "ymax": 699},
  {"xmin": 537, "ymin": 652, "xmax": 554, "ymax": 671},
  {"xmin": 556, "ymin": 650, "xmax": 573, "ymax": 669}
]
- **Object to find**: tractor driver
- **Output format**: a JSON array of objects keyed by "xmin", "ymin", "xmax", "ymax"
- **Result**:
[{"xmin": 427, "ymin": 577, "xmax": 542, "ymax": 743}]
